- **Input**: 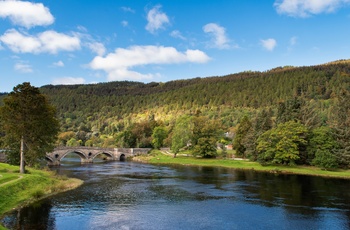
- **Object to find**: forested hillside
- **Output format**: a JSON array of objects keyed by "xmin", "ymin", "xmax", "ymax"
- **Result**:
[
  {"xmin": 39, "ymin": 61, "xmax": 349, "ymax": 131},
  {"xmin": 2, "ymin": 60, "xmax": 350, "ymax": 168}
]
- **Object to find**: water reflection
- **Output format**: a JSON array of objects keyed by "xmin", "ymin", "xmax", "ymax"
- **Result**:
[{"xmin": 2, "ymin": 160, "xmax": 350, "ymax": 230}]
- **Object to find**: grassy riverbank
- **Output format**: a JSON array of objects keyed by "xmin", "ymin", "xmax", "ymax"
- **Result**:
[
  {"xmin": 134, "ymin": 150, "xmax": 350, "ymax": 179},
  {"xmin": 0, "ymin": 163, "xmax": 83, "ymax": 230}
]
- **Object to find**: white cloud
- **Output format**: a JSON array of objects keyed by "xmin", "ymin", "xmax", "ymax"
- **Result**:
[
  {"xmin": 77, "ymin": 25, "xmax": 88, "ymax": 33},
  {"xmin": 89, "ymin": 45, "xmax": 210, "ymax": 81},
  {"xmin": 52, "ymin": 77, "xmax": 86, "ymax": 85},
  {"xmin": 14, "ymin": 62, "xmax": 33, "ymax": 73},
  {"xmin": 0, "ymin": 29, "xmax": 81, "ymax": 54},
  {"xmin": 290, "ymin": 36, "xmax": 298, "ymax": 46},
  {"xmin": 53, "ymin": 60, "xmax": 64, "ymax": 67},
  {"xmin": 0, "ymin": 0, "xmax": 54, "ymax": 28},
  {"xmin": 121, "ymin": 20, "xmax": 128, "ymax": 27},
  {"xmin": 87, "ymin": 42, "xmax": 106, "ymax": 56},
  {"xmin": 170, "ymin": 30, "xmax": 186, "ymax": 40},
  {"xmin": 121, "ymin": 6, "xmax": 135, "ymax": 13},
  {"xmin": 274, "ymin": 0, "xmax": 350, "ymax": 17},
  {"xmin": 203, "ymin": 23, "xmax": 230, "ymax": 49},
  {"xmin": 261, "ymin": 38, "xmax": 277, "ymax": 51},
  {"xmin": 40, "ymin": 30, "xmax": 81, "ymax": 53},
  {"xmin": 145, "ymin": 5, "xmax": 170, "ymax": 34}
]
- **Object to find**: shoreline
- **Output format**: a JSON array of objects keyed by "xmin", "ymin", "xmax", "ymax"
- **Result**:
[
  {"xmin": 133, "ymin": 151, "xmax": 350, "ymax": 180},
  {"xmin": 0, "ymin": 163, "xmax": 83, "ymax": 230}
]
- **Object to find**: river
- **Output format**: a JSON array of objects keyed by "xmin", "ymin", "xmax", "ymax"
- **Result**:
[{"xmin": 1, "ymin": 158, "xmax": 350, "ymax": 229}]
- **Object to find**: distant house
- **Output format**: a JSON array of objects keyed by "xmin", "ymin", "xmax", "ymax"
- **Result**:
[{"xmin": 225, "ymin": 144, "xmax": 233, "ymax": 150}]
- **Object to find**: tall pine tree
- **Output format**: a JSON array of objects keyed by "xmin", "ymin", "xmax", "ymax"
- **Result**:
[{"xmin": 0, "ymin": 83, "xmax": 59, "ymax": 173}]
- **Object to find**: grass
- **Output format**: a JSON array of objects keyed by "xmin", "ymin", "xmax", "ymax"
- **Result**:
[
  {"xmin": 134, "ymin": 150, "xmax": 350, "ymax": 179},
  {"xmin": 0, "ymin": 174, "xmax": 18, "ymax": 185},
  {"xmin": 0, "ymin": 163, "xmax": 83, "ymax": 229}
]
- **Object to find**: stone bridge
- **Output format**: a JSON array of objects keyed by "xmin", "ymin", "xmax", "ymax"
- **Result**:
[{"xmin": 46, "ymin": 147, "xmax": 151, "ymax": 166}]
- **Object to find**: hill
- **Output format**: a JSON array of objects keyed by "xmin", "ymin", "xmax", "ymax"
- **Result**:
[
  {"xmin": 1, "ymin": 60, "xmax": 350, "ymax": 151},
  {"xmin": 2, "ymin": 60, "xmax": 350, "ymax": 168},
  {"xmin": 37, "ymin": 61, "xmax": 348, "ymax": 129}
]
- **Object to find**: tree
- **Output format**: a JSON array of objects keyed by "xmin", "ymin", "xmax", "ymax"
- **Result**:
[
  {"xmin": 171, "ymin": 115, "xmax": 192, "ymax": 157},
  {"xmin": 329, "ymin": 89, "xmax": 350, "ymax": 167},
  {"xmin": 243, "ymin": 109, "xmax": 273, "ymax": 160},
  {"xmin": 152, "ymin": 126, "xmax": 167, "ymax": 149},
  {"xmin": 257, "ymin": 121, "xmax": 308, "ymax": 166},
  {"xmin": 276, "ymin": 97, "xmax": 302, "ymax": 125},
  {"xmin": 308, "ymin": 126, "xmax": 339, "ymax": 169},
  {"xmin": 232, "ymin": 115, "xmax": 252, "ymax": 158},
  {"xmin": 0, "ymin": 83, "xmax": 59, "ymax": 173},
  {"xmin": 191, "ymin": 116, "xmax": 222, "ymax": 158}
]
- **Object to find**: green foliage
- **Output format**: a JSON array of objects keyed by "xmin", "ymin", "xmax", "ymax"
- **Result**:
[
  {"xmin": 232, "ymin": 115, "xmax": 252, "ymax": 157},
  {"xmin": 139, "ymin": 150, "xmax": 350, "ymax": 179},
  {"xmin": 0, "ymin": 163, "xmax": 82, "ymax": 218},
  {"xmin": 117, "ymin": 130, "xmax": 136, "ymax": 148},
  {"xmin": 276, "ymin": 97, "xmax": 322, "ymax": 128},
  {"xmin": 312, "ymin": 150, "xmax": 339, "ymax": 170},
  {"xmin": 276, "ymin": 97, "xmax": 302, "ymax": 124},
  {"xmin": 257, "ymin": 121, "xmax": 308, "ymax": 165},
  {"xmin": 243, "ymin": 109, "xmax": 273, "ymax": 160},
  {"xmin": 1, "ymin": 62, "xmax": 349, "ymax": 168},
  {"xmin": 0, "ymin": 83, "xmax": 59, "ymax": 172},
  {"xmin": 307, "ymin": 126, "xmax": 339, "ymax": 168},
  {"xmin": 152, "ymin": 126, "xmax": 167, "ymax": 149},
  {"xmin": 330, "ymin": 89, "xmax": 350, "ymax": 167},
  {"xmin": 171, "ymin": 115, "xmax": 192, "ymax": 157},
  {"xmin": 193, "ymin": 137, "xmax": 218, "ymax": 158},
  {"xmin": 67, "ymin": 138, "xmax": 80, "ymax": 147},
  {"xmin": 191, "ymin": 116, "xmax": 222, "ymax": 158},
  {"xmin": 37, "ymin": 62, "xmax": 350, "ymax": 143}
]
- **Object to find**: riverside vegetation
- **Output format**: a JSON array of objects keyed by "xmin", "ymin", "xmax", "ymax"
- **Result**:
[
  {"xmin": 2, "ymin": 60, "xmax": 350, "ymax": 170},
  {"xmin": 135, "ymin": 150, "xmax": 350, "ymax": 179},
  {"xmin": 0, "ymin": 163, "xmax": 83, "ymax": 230},
  {"xmin": 1, "ymin": 60, "xmax": 350, "ymax": 228}
]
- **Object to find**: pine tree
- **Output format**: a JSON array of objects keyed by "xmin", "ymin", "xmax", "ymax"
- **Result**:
[
  {"xmin": 0, "ymin": 83, "xmax": 59, "ymax": 173},
  {"xmin": 329, "ymin": 89, "xmax": 350, "ymax": 167},
  {"xmin": 232, "ymin": 115, "xmax": 252, "ymax": 158}
]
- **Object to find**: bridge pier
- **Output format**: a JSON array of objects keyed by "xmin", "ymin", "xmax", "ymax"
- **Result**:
[{"xmin": 47, "ymin": 160, "xmax": 61, "ymax": 166}]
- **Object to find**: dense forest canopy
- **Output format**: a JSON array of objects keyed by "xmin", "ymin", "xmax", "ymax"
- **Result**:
[
  {"xmin": 1, "ymin": 60, "xmax": 350, "ymax": 168},
  {"xmin": 34, "ymin": 61, "xmax": 349, "ymax": 129}
]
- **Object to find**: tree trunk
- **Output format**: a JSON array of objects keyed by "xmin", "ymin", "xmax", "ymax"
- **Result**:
[{"xmin": 20, "ymin": 136, "xmax": 25, "ymax": 174}]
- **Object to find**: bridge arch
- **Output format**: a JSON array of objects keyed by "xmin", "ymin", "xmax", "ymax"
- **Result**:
[
  {"xmin": 60, "ymin": 150, "xmax": 88, "ymax": 161},
  {"xmin": 45, "ymin": 156, "xmax": 54, "ymax": 163},
  {"xmin": 91, "ymin": 151, "xmax": 114, "ymax": 161},
  {"xmin": 119, "ymin": 154, "xmax": 126, "ymax": 161}
]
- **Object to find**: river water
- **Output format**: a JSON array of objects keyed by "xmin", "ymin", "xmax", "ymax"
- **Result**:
[{"xmin": 1, "ymin": 159, "xmax": 350, "ymax": 230}]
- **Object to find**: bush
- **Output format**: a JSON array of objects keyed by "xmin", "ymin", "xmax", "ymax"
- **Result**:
[
  {"xmin": 312, "ymin": 149, "xmax": 338, "ymax": 170},
  {"xmin": 31, "ymin": 189, "xmax": 45, "ymax": 199}
]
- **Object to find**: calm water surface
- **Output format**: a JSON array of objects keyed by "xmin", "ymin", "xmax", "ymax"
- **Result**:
[{"xmin": 2, "ymin": 158, "xmax": 350, "ymax": 230}]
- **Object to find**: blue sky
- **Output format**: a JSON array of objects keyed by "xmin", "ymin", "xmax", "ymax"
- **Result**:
[{"xmin": 1, "ymin": 0, "xmax": 350, "ymax": 92}]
